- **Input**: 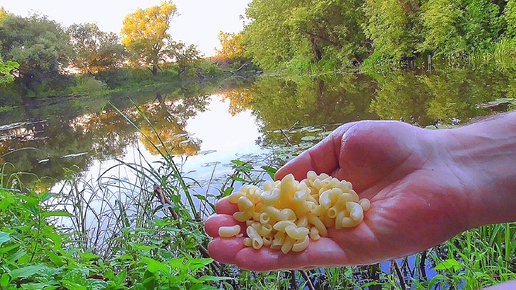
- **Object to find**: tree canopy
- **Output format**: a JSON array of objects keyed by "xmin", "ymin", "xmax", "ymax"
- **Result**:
[
  {"xmin": 68, "ymin": 23, "xmax": 126, "ymax": 75},
  {"xmin": 242, "ymin": 0, "xmax": 516, "ymax": 71},
  {"xmin": 215, "ymin": 31, "xmax": 245, "ymax": 60},
  {"xmin": 120, "ymin": 2, "xmax": 178, "ymax": 76},
  {"xmin": 0, "ymin": 14, "xmax": 72, "ymax": 91}
]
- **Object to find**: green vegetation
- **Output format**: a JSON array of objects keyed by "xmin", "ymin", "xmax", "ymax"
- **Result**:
[
  {"xmin": 241, "ymin": 0, "xmax": 516, "ymax": 72},
  {"xmin": 1, "ymin": 150, "xmax": 515, "ymax": 289},
  {"xmin": 0, "ymin": 3, "xmax": 248, "ymax": 103}
]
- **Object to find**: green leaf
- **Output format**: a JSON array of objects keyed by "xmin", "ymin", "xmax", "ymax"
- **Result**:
[
  {"xmin": 78, "ymin": 252, "xmax": 100, "ymax": 261},
  {"xmin": 141, "ymin": 257, "xmax": 170, "ymax": 274},
  {"xmin": 40, "ymin": 192, "xmax": 56, "ymax": 203},
  {"xmin": 47, "ymin": 251, "xmax": 64, "ymax": 266},
  {"xmin": 261, "ymin": 165, "xmax": 277, "ymax": 179},
  {"xmin": 435, "ymin": 258, "xmax": 463, "ymax": 271},
  {"xmin": 0, "ymin": 231, "xmax": 10, "ymax": 246},
  {"xmin": 197, "ymin": 275, "xmax": 233, "ymax": 283},
  {"xmin": 0, "ymin": 273, "xmax": 10, "ymax": 287},
  {"xmin": 187, "ymin": 258, "xmax": 213, "ymax": 271},
  {"xmin": 9, "ymin": 265, "xmax": 47, "ymax": 279},
  {"xmin": 41, "ymin": 210, "xmax": 73, "ymax": 217}
]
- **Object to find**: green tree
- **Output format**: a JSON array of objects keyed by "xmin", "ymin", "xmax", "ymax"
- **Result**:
[
  {"xmin": 362, "ymin": 0, "xmax": 423, "ymax": 61},
  {"xmin": 503, "ymin": 0, "xmax": 516, "ymax": 38},
  {"xmin": 419, "ymin": 0, "xmax": 466, "ymax": 58},
  {"xmin": 68, "ymin": 23, "xmax": 126, "ymax": 75},
  {"xmin": 170, "ymin": 41, "xmax": 202, "ymax": 77},
  {"xmin": 0, "ymin": 13, "xmax": 72, "ymax": 92},
  {"xmin": 121, "ymin": 2, "xmax": 177, "ymax": 76},
  {"xmin": 286, "ymin": 0, "xmax": 367, "ymax": 68},
  {"xmin": 460, "ymin": 0, "xmax": 503, "ymax": 51},
  {"xmin": 243, "ymin": 0, "xmax": 295, "ymax": 71},
  {"xmin": 243, "ymin": 0, "xmax": 367, "ymax": 71}
]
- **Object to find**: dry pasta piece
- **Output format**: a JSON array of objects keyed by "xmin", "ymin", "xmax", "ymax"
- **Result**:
[
  {"xmin": 221, "ymin": 171, "xmax": 370, "ymax": 254},
  {"xmin": 219, "ymin": 225, "xmax": 241, "ymax": 237},
  {"xmin": 292, "ymin": 235, "xmax": 310, "ymax": 252}
]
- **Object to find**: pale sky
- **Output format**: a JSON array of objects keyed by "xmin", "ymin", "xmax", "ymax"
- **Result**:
[{"xmin": 1, "ymin": 0, "xmax": 250, "ymax": 56}]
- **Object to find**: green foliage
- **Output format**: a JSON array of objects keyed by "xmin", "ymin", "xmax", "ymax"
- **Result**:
[
  {"xmin": 505, "ymin": 0, "xmax": 516, "ymax": 38},
  {"xmin": 460, "ymin": 0, "xmax": 504, "ymax": 51},
  {"xmin": 0, "ymin": 57, "xmax": 18, "ymax": 85},
  {"xmin": 244, "ymin": 0, "xmax": 367, "ymax": 73},
  {"xmin": 362, "ymin": 0, "xmax": 423, "ymax": 61},
  {"xmin": 242, "ymin": 0, "xmax": 516, "ymax": 71},
  {"xmin": 419, "ymin": 0, "xmax": 466, "ymax": 57},
  {"xmin": 68, "ymin": 23, "xmax": 126, "ymax": 75},
  {"xmin": 0, "ymin": 13, "xmax": 73, "ymax": 92},
  {"xmin": 0, "ymin": 189, "xmax": 104, "ymax": 289},
  {"xmin": 70, "ymin": 76, "xmax": 108, "ymax": 96}
]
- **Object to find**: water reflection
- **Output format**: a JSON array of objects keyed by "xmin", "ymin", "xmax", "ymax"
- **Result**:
[{"xmin": 0, "ymin": 67, "xmax": 514, "ymax": 191}]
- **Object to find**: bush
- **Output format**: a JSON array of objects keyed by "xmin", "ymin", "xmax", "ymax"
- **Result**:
[{"xmin": 70, "ymin": 76, "xmax": 108, "ymax": 96}]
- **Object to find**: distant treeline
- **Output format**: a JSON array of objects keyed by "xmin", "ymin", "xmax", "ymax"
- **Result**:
[
  {"xmin": 237, "ymin": 0, "xmax": 516, "ymax": 71},
  {"xmin": 0, "ymin": 3, "xmax": 237, "ymax": 99}
]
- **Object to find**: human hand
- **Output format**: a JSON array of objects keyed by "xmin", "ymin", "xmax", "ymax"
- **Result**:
[{"xmin": 204, "ymin": 120, "xmax": 498, "ymax": 271}]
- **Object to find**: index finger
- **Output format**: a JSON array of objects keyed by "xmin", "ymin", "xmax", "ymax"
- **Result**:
[{"xmin": 215, "ymin": 196, "xmax": 238, "ymax": 214}]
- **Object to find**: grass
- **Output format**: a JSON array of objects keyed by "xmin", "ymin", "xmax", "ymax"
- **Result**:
[{"xmin": 1, "ymin": 105, "xmax": 515, "ymax": 289}]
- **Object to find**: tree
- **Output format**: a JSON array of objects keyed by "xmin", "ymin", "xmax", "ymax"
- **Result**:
[
  {"xmin": 362, "ymin": 0, "xmax": 423, "ymax": 61},
  {"xmin": 121, "ymin": 2, "xmax": 177, "ymax": 76},
  {"xmin": 460, "ymin": 0, "xmax": 504, "ymax": 50},
  {"xmin": 419, "ymin": 0, "xmax": 466, "ymax": 57},
  {"xmin": 243, "ymin": 0, "xmax": 296, "ymax": 71},
  {"xmin": 215, "ymin": 31, "xmax": 245, "ymax": 60},
  {"xmin": 68, "ymin": 23, "xmax": 126, "ymax": 75},
  {"xmin": 0, "ymin": 13, "xmax": 73, "ymax": 92},
  {"xmin": 170, "ymin": 41, "xmax": 201, "ymax": 77},
  {"xmin": 505, "ymin": 0, "xmax": 516, "ymax": 38},
  {"xmin": 243, "ymin": 0, "xmax": 367, "ymax": 71},
  {"xmin": 0, "ymin": 7, "xmax": 7, "ymax": 23}
]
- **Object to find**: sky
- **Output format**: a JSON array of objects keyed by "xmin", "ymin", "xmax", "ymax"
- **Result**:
[{"xmin": 1, "ymin": 0, "xmax": 250, "ymax": 56}]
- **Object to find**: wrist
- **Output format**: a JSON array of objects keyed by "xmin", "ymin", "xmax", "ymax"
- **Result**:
[{"xmin": 437, "ymin": 112, "xmax": 516, "ymax": 228}]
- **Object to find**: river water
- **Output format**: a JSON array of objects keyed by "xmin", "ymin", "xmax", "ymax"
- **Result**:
[{"xmin": 2, "ymin": 69, "xmax": 513, "ymax": 193}]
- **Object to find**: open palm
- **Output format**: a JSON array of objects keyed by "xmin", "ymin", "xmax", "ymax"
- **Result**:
[{"xmin": 205, "ymin": 121, "xmax": 473, "ymax": 271}]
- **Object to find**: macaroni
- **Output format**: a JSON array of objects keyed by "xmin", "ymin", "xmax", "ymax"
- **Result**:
[
  {"xmin": 223, "ymin": 171, "xmax": 370, "ymax": 253},
  {"xmin": 218, "ymin": 225, "xmax": 241, "ymax": 237}
]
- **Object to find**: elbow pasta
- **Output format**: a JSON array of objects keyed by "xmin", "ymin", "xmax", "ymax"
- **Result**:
[{"xmin": 222, "ymin": 171, "xmax": 370, "ymax": 254}]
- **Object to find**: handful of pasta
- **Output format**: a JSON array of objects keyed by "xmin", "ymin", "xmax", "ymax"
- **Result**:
[{"xmin": 218, "ymin": 171, "xmax": 370, "ymax": 254}]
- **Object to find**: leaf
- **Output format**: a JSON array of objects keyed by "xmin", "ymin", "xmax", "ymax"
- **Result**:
[
  {"xmin": 78, "ymin": 251, "xmax": 100, "ymax": 261},
  {"xmin": 9, "ymin": 265, "xmax": 47, "ymax": 279},
  {"xmin": 435, "ymin": 258, "xmax": 463, "ymax": 271},
  {"xmin": 141, "ymin": 257, "xmax": 170, "ymax": 274},
  {"xmin": 0, "ymin": 231, "xmax": 10, "ymax": 246},
  {"xmin": 41, "ymin": 210, "xmax": 73, "ymax": 218},
  {"xmin": 189, "ymin": 284, "xmax": 219, "ymax": 290},
  {"xmin": 261, "ymin": 166, "xmax": 277, "ymax": 179},
  {"xmin": 0, "ymin": 273, "xmax": 10, "ymax": 287},
  {"xmin": 187, "ymin": 258, "xmax": 213, "ymax": 271},
  {"xmin": 40, "ymin": 192, "xmax": 56, "ymax": 203},
  {"xmin": 47, "ymin": 252, "xmax": 64, "ymax": 266}
]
